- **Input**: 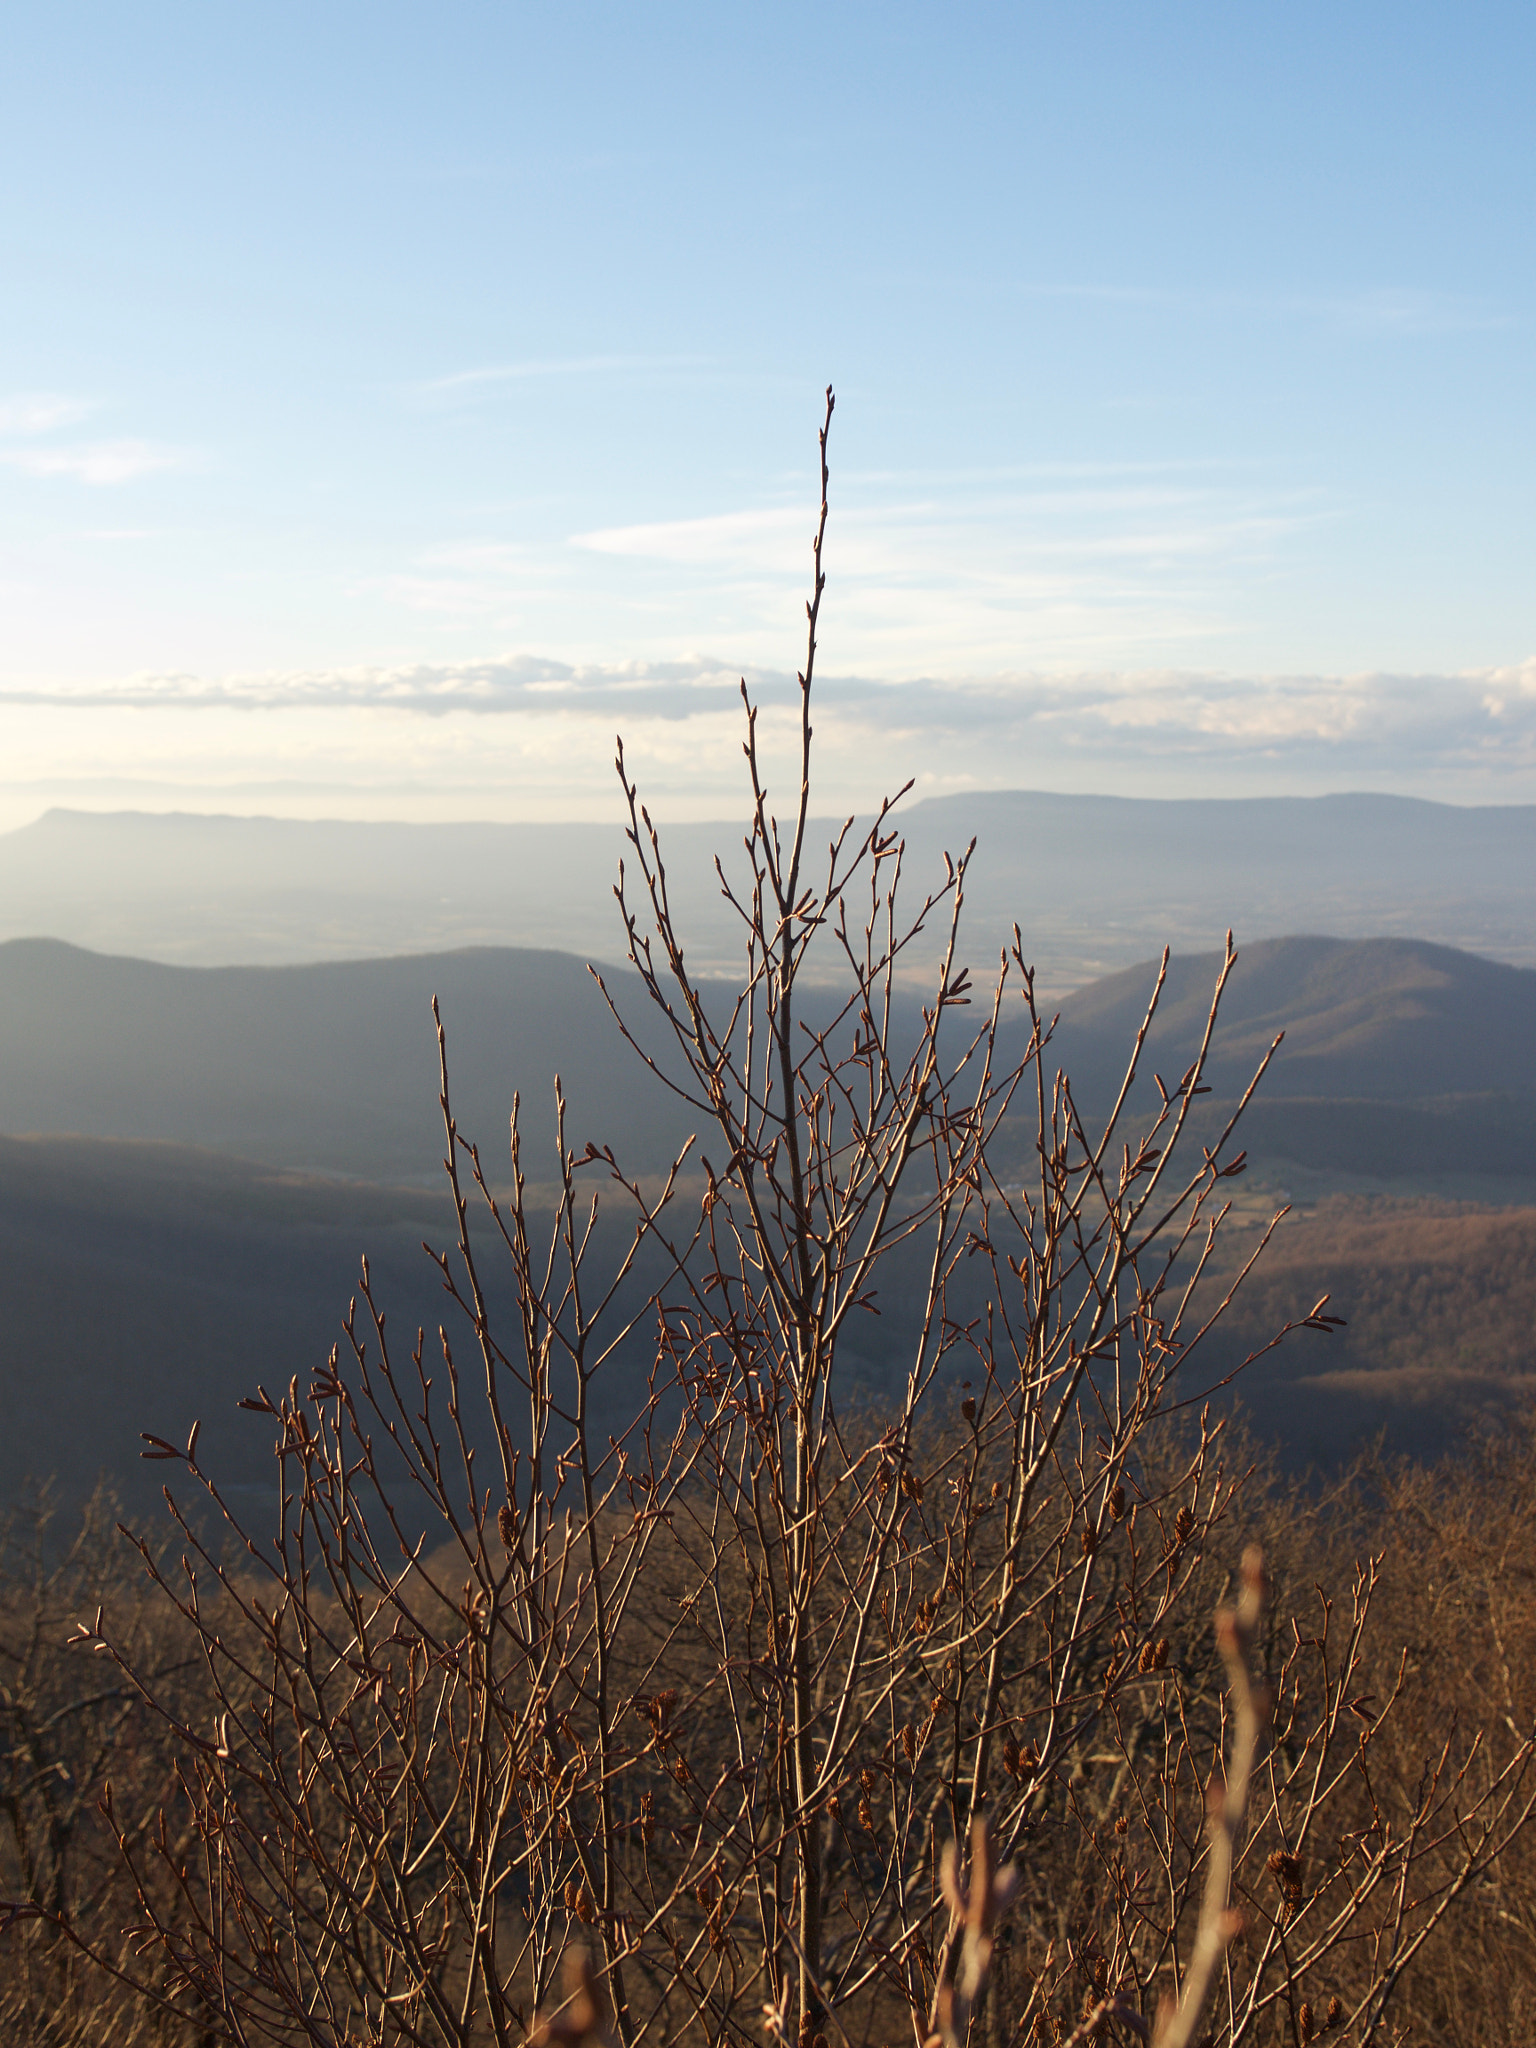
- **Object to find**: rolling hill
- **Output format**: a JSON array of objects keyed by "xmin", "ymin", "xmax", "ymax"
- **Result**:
[
  {"xmin": 2, "ymin": 932, "xmax": 1531, "ymax": 1187},
  {"xmin": 3, "ymin": 930, "xmax": 1535, "ymax": 1511},
  {"xmin": 1052, "ymin": 933, "xmax": 1536, "ymax": 1100},
  {"xmin": 0, "ymin": 939, "xmax": 708, "ymax": 1183},
  {"xmin": 1044, "ymin": 935, "xmax": 1536, "ymax": 1191}
]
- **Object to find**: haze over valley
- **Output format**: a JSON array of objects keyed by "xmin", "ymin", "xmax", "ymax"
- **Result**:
[
  {"xmin": 5, "ymin": 790, "xmax": 1536, "ymax": 987},
  {"xmin": 3, "ymin": 808, "xmax": 1534, "ymax": 1511}
]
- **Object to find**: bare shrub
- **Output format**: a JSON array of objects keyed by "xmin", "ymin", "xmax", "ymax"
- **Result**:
[
  {"xmin": 10, "ymin": 391, "xmax": 1535, "ymax": 2046},
  {"xmin": 0, "ymin": 1486, "xmax": 205, "ymax": 2045},
  {"xmin": 1338, "ymin": 1420, "xmax": 1536, "ymax": 2046}
]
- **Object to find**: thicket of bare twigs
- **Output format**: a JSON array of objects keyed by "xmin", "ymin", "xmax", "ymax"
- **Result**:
[{"xmin": 5, "ymin": 392, "xmax": 1536, "ymax": 2047}]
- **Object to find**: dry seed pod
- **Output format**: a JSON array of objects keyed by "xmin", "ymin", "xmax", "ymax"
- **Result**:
[{"xmin": 1267, "ymin": 1848, "xmax": 1303, "ymax": 1907}]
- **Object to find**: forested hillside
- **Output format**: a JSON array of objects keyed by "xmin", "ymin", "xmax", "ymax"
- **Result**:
[{"xmin": 3, "ymin": 930, "xmax": 1535, "ymax": 1507}]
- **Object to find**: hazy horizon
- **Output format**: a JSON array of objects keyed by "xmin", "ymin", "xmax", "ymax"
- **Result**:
[
  {"xmin": 11, "ymin": 776, "xmax": 1536, "ymax": 831},
  {"xmin": 4, "ymin": 793, "xmax": 1535, "ymax": 994}
]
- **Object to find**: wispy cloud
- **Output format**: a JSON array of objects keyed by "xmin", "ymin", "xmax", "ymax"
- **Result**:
[
  {"xmin": 0, "ymin": 655, "xmax": 750, "ymax": 718},
  {"xmin": 359, "ymin": 542, "xmax": 539, "ymax": 618},
  {"xmin": 0, "ymin": 393, "xmax": 93, "ymax": 436},
  {"xmin": 415, "ymin": 353, "xmax": 708, "ymax": 396},
  {"xmin": 558, "ymin": 481, "xmax": 1334, "ymax": 672},
  {"xmin": 1, "ymin": 439, "xmax": 183, "ymax": 485},
  {"xmin": 571, "ymin": 486, "xmax": 1326, "ymax": 582},
  {"xmin": 0, "ymin": 393, "xmax": 184, "ymax": 486},
  {"xmin": 573, "ymin": 506, "xmax": 808, "ymax": 565},
  {"xmin": 1321, "ymin": 287, "xmax": 1512, "ymax": 335},
  {"xmin": 1010, "ymin": 280, "xmax": 1511, "ymax": 335},
  {"xmin": 7, "ymin": 656, "xmax": 1536, "ymax": 781}
]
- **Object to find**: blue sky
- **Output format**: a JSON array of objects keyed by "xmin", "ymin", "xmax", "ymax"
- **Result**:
[{"xmin": 1, "ymin": 2, "xmax": 1533, "ymax": 823}]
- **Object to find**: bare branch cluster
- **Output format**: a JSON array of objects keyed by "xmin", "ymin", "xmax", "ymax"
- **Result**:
[{"xmin": 9, "ymin": 392, "xmax": 1533, "ymax": 2048}]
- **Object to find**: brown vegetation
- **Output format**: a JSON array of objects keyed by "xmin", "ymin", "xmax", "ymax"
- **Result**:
[{"xmin": 1215, "ymin": 1195, "xmax": 1536, "ymax": 1418}]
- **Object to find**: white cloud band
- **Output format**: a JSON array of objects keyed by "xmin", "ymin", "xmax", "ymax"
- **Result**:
[{"xmin": 4, "ymin": 655, "xmax": 1534, "ymax": 769}]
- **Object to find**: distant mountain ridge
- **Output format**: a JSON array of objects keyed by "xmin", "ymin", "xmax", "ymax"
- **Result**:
[
  {"xmin": 1, "ymin": 931, "xmax": 1532, "ymax": 1187},
  {"xmin": 1043, "ymin": 935, "xmax": 1536, "ymax": 1188},
  {"xmin": 1052, "ymin": 934, "xmax": 1536, "ymax": 1101},
  {"xmin": 0, "ymin": 938, "xmax": 707, "ymax": 1183},
  {"xmin": 2, "ymin": 790, "xmax": 1534, "ymax": 989}
]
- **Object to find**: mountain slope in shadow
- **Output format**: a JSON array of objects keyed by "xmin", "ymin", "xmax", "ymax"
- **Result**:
[
  {"xmin": 2, "ymin": 933, "xmax": 1534, "ymax": 1187},
  {"xmin": 1033, "ymin": 935, "xmax": 1536, "ymax": 1189},
  {"xmin": 0, "ymin": 1135, "xmax": 451, "ymax": 1518},
  {"xmin": 4, "ymin": 933, "xmax": 1536, "ymax": 1511},
  {"xmin": 0, "ymin": 939, "xmax": 710, "ymax": 1183},
  {"xmin": 1051, "ymin": 934, "xmax": 1536, "ymax": 1101}
]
